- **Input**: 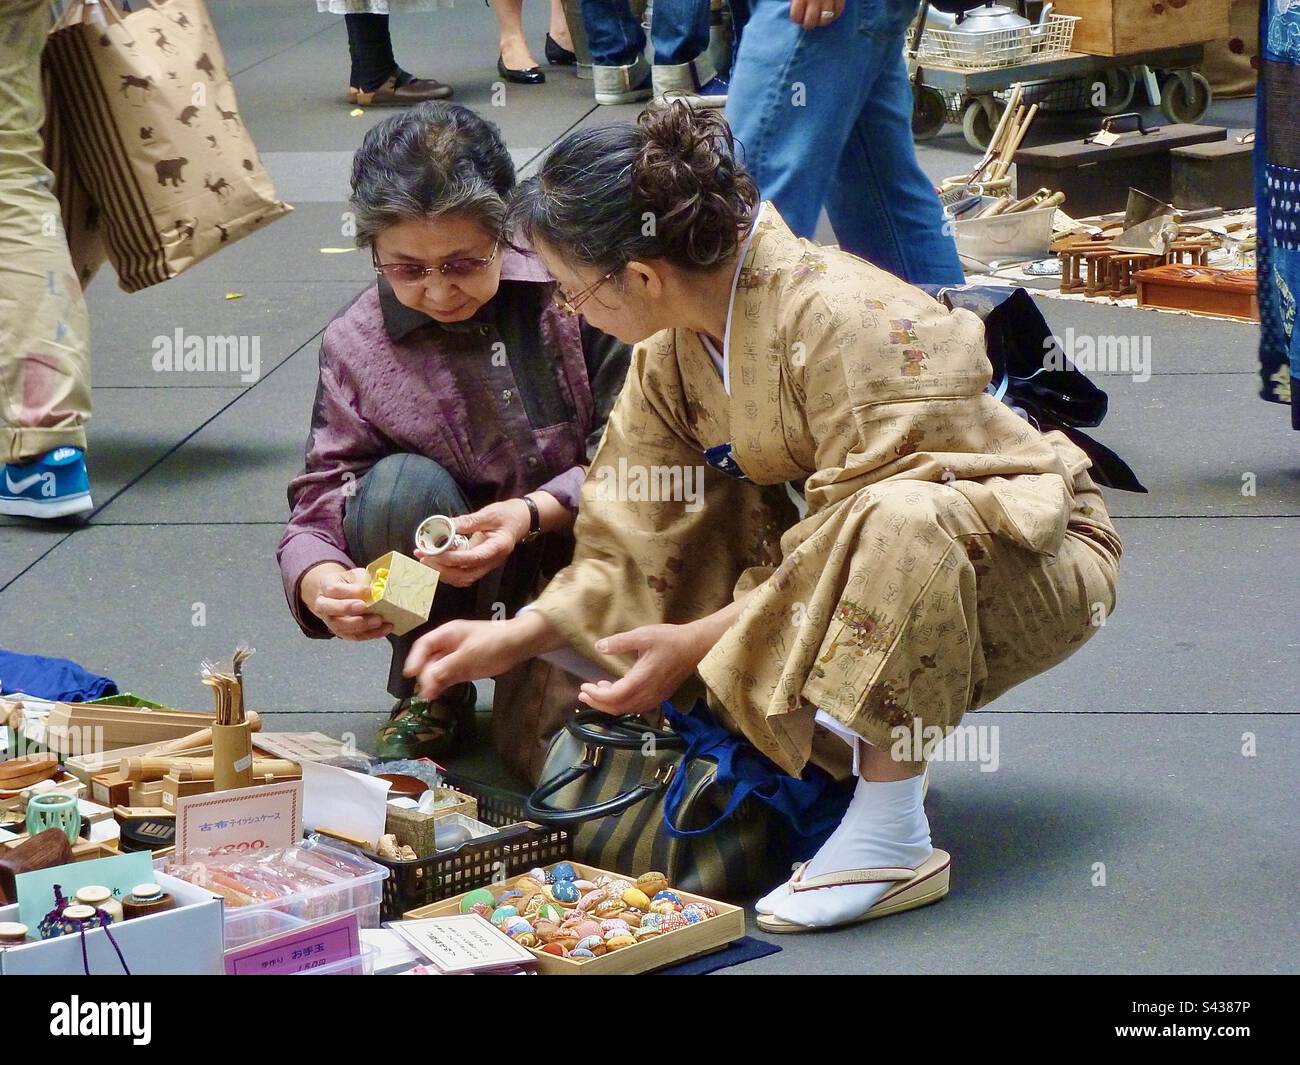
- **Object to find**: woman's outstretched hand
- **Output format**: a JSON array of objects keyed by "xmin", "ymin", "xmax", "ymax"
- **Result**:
[
  {"xmin": 417, "ymin": 500, "xmax": 530, "ymax": 587},
  {"xmin": 404, "ymin": 619, "xmax": 522, "ymax": 700},
  {"xmin": 578, "ymin": 623, "xmax": 713, "ymax": 716}
]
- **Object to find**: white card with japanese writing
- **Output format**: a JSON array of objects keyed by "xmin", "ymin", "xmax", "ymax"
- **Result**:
[
  {"xmin": 387, "ymin": 914, "xmax": 537, "ymax": 974},
  {"xmin": 175, "ymin": 780, "xmax": 303, "ymax": 859}
]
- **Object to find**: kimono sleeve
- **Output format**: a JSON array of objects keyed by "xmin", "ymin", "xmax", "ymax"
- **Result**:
[{"xmin": 528, "ymin": 336, "xmax": 789, "ymax": 678}]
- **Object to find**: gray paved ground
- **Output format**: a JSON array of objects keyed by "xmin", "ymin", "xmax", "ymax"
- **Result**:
[{"xmin": 2, "ymin": 0, "xmax": 1294, "ymax": 973}]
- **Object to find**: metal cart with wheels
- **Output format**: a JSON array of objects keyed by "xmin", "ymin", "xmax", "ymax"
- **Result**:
[{"xmin": 911, "ymin": 37, "xmax": 1213, "ymax": 151}]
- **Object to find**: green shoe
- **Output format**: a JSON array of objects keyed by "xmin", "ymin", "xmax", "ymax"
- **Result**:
[{"xmin": 375, "ymin": 683, "xmax": 477, "ymax": 761}]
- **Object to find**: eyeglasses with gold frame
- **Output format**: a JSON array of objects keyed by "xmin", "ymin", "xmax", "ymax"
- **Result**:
[{"xmin": 373, "ymin": 239, "xmax": 501, "ymax": 284}]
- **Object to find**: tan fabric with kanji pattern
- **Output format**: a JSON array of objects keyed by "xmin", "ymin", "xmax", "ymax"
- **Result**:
[{"xmin": 531, "ymin": 204, "xmax": 1122, "ymax": 778}]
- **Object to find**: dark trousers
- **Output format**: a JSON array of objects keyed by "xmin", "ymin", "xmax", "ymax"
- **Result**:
[
  {"xmin": 342, "ymin": 454, "xmax": 566, "ymax": 700},
  {"xmin": 344, "ymin": 13, "xmax": 397, "ymax": 91}
]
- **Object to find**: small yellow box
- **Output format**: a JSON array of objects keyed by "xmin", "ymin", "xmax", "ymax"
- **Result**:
[{"xmin": 365, "ymin": 550, "xmax": 439, "ymax": 637}]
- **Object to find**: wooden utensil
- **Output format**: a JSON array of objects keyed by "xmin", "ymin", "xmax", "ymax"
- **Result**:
[
  {"xmin": 144, "ymin": 710, "xmax": 262, "ymax": 757},
  {"xmin": 0, "ymin": 754, "xmax": 60, "ymax": 790},
  {"xmin": 120, "ymin": 755, "xmax": 297, "ymax": 782}
]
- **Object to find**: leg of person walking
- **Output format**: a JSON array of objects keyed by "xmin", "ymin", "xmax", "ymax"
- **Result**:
[
  {"xmin": 495, "ymin": 0, "xmax": 546, "ymax": 83},
  {"xmin": 344, "ymin": 11, "xmax": 452, "ymax": 106},
  {"xmin": 650, "ymin": 0, "xmax": 727, "ymax": 105},
  {"xmin": 0, "ymin": 0, "xmax": 93, "ymax": 519},
  {"xmin": 725, "ymin": 0, "xmax": 962, "ymax": 284},
  {"xmin": 580, "ymin": 0, "xmax": 653, "ymax": 103}
]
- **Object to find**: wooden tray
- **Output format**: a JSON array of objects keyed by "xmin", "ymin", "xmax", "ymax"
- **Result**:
[{"xmin": 404, "ymin": 861, "xmax": 745, "ymax": 975}]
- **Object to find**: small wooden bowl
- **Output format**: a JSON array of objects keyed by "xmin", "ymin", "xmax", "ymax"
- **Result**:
[{"xmin": 375, "ymin": 773, "xmax": 431, "ymax": 800}]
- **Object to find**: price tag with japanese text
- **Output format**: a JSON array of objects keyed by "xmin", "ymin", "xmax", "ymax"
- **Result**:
[{"xmin": 175, "ymin": 780, "xmax": 303, "ymax": 859}]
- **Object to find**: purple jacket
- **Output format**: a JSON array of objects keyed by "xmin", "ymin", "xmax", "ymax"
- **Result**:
[{"xmin": 277, "ymin": 245, "xmax": 630, "ymax": 636}]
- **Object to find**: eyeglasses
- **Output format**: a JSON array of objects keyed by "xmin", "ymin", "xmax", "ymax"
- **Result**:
[
  {"xmin": 551, "ymin": 267, "xmax": 619, "ymax": 316},
  {"xmin": 373, "ymin": 239, "xmax": 501, "ymax": 284}
]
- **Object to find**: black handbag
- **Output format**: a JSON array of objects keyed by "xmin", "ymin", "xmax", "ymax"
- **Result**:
[{"xmin": 522, "ymin": 711, "xmax": 784, "ymax": 900}]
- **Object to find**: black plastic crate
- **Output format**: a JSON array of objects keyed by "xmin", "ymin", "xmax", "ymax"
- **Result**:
[{"xmin": 371, "ymin": 771, "xmax": 570, "ymax": 920}]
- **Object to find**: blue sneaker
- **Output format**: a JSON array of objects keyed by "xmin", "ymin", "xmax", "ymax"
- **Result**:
[{"xmin": 0, "ymin": 446, "xmax": 93, "ymax": 519}]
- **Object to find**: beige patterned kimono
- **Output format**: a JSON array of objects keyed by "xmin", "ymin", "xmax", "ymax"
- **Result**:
[{"xmin": 530, "ymin": 205, "xmax": 1122, "ymax": 778}]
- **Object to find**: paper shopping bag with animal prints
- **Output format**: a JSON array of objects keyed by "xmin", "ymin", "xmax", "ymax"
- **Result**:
[{"xmin": 43, "ymin": 0, "xmax": 291, "ymax": 293}]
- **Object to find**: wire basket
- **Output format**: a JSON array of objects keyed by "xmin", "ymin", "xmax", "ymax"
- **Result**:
[
  {"xmin": 370, "ymin": 770, "xmax": 571, "ymax": 921},
  {"xmin": 916, "ymin": 13, "xmax": 1079, "ymax": 70}
]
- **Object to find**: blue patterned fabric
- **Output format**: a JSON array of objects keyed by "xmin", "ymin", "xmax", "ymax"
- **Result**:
[{"xmin": 1258, "ymin": 0, "xmax": 1300, "ymax": 428}]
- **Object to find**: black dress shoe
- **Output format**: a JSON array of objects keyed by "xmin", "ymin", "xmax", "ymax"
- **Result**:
[
  {"xmin": 545, "ymin": 33, "xmax": 577, "ymax": 66},
  {"xmin": 497, "ymin": 54, "xmax": 545, "ymax": 85}
]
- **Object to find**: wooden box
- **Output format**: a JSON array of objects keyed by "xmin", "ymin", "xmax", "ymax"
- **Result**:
[
  {"xmin": 129, "ymin": 778, "xmax": 166, "ymax": 807},
  {"xmin": 1052, "ymin": 0, "xmax": 1229, "ymax": 56},
  {"xmin": 90, "ymin": 770, "xmax": 132, "ymax": 808},
  {"xmin": 366, "ymin": 551, "xmax": 439, "ymax": 637},
  {"xmin": 160, "ymin": 769, "xmax": 301, "ymax": 810},
  {"xmin": 1134, "ymin": 263, "xmax": 1258, "ymax": 321},
  {"xmin": 1013, "ymin": 124, "xmax": 1226, "ymax": 218},
  {"xmin": 1171, "ymin": 140, "xmax": 1253, "ymax": 211},
  {"xmin": 384, "ymin": 788, "xmax": 479, "ymax": 858},
  {"xmin": 404, "ymin": 861, "xmax": 745, "ymax": 975}
]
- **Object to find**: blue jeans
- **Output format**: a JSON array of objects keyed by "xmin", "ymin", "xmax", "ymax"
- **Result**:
[
  {"xmin": 579, "ymin": 0, "xmax": 710, "ymax": 66},
  {"xmin": 726, "ymin": 0, "xmax": 963, "ymax": 285}
]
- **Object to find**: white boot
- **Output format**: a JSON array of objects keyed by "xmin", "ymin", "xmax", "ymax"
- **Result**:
[
  {"xmin": 592, "ymin": 53, "xmax": 652, "ymax": 106},
  {"xmin": 651, "ymin": 55, "xmax": 726, "ymax": 108}
]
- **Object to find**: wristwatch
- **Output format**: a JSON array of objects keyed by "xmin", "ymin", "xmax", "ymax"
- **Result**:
[{"xmin": 521, "ymin": 495, "xmax": 542, "ymax": 543}]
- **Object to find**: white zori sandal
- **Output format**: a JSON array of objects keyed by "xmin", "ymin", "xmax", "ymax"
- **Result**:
[{"xmin": 755, "ymin": 849, "xmax": 952, "ymax": 934}]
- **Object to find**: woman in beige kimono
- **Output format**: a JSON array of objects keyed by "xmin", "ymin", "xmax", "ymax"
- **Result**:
[{"xmin": 404, "ymin": 104, "xmax": 1123, "ymax": 933}]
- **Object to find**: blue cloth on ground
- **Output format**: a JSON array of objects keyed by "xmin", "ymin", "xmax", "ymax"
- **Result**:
[{"xmin": 0, "ymin": 648, "xmax": 117, "ymax": 702}]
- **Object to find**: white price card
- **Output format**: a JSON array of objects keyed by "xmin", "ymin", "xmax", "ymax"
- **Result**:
[{"xmin": 175, "ymin": 780, "xmax": 303, "ymax": 859}]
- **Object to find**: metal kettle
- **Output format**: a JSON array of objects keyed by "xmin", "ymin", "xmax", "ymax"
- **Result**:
[
  {"xmin": 924, "ymin": 2, "xmax": 1054, "ymax": 35},
  {"xmin": 923, "ymin": 2, "xmax": 1054, "ymax": 61}
]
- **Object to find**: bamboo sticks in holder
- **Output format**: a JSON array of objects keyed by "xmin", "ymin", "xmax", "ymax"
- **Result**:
[
  {"xmin": 950, "ymin": 86, "xmax": 1056, "ymax": 221},
  {"xmin": 964, "ymin": 85, "xmax": 1039, "ymax": 186},
  {"xmin": 202, "ymin": 645, "xmax": 256, "ymax": 791}
]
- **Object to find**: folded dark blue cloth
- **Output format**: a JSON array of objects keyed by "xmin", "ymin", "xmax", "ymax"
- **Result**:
[
  {"xmin": 0, "ymin": 648, "xmax": 117, "ymax": 702},
  {"xmin": 654, "ymin": 936, "xmax": 782, "ymax": 975},
  {"xmin": 661, "ymin": 699, "xmax": 853, "ymax": 850}
]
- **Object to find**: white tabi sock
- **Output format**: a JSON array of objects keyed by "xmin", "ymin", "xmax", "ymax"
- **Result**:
[{"xmin": 763, "ymin": 772, "xmax": 932, "ymax": 928}]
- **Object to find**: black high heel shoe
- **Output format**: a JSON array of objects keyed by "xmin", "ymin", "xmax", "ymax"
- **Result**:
[
  {"xmin": 544, "ymin": 33, "xmax": 577, "ymax": 66},
  {"xmin": 497, "ymin": 53, "xmax": 545, "ymax": 85}
]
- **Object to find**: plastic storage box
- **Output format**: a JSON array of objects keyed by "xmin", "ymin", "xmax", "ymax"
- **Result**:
[{"xmin": 156, "ymin": 840, "xmax": 388, "ymax": 950}]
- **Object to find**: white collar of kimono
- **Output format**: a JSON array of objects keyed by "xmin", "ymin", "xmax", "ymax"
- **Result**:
[{"xmin": 700, "ymin": 201, "xmax": 766, "ymax": 394}]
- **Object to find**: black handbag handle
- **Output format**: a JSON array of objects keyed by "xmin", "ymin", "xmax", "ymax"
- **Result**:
[
  {"xmin": 1086, "ymin": 112, "xmax": 1158, "ymax": 142},
  {"xmin": 565, "ymin": 710, "xmax": 685, "ymax": 750},
  {"xmin": 522, "ymin": 712, "xmax": 683, "ymax": 827}
]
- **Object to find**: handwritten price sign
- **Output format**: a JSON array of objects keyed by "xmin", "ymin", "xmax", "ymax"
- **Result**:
[{"xmin": 175, "ymin": 781, "xmax": 303, "ymax": 859}]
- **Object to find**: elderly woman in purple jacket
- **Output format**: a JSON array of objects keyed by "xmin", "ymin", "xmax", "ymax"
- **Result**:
[{"xmin": 277, "ymin": 103, "xmax": 629, "ymax": 761}]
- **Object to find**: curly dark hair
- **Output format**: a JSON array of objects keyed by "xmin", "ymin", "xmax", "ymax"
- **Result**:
[
  {"xmin": 349, "ymin": 101, "xmax": 516, "ymax": 247},
  {"xmin": 510, "ymin": 102, "xmax": 759, "ymax": 273}
]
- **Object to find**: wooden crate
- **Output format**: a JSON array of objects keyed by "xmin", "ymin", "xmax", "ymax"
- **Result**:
[
  {"xmin": 1052, "ymin": 0, "xmax": 1229, "ymax": 56},
  {"xmin": 1134, "ymin": 263, "xmax": 1258, "ymax": 321},
  {"xmin": 404, "ymin": 861, "xmax": 745, "ymax": 975}
]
